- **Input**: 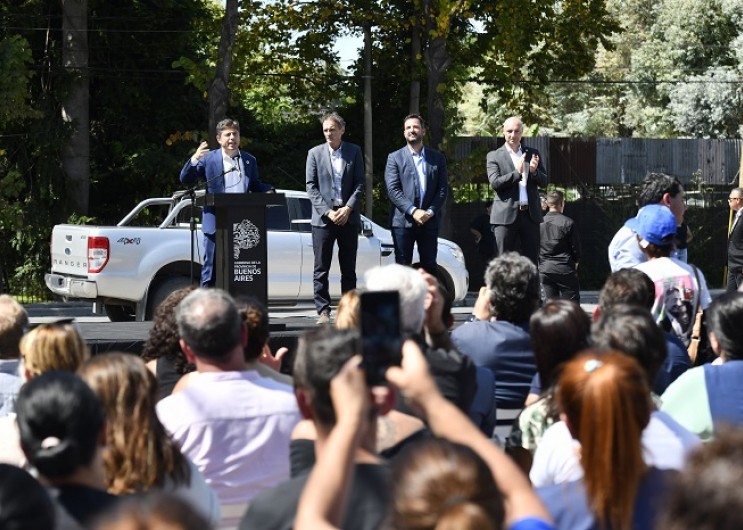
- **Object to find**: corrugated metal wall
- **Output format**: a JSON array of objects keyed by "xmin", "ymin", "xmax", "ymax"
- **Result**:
[{"xmin": 450, "ymin": 137, "xmax": 741, "ymax": 186}]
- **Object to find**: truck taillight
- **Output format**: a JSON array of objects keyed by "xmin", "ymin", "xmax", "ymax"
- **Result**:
[{"xmin": 88, "ymin": 237, "xmax": 110, "ymax": 273}]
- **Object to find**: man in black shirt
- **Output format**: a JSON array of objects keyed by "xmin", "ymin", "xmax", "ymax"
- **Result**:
[
  {"xmin": 240, "ymin": 328, "xmax": 392, "ymax": 530},
  {"xmin": 539, "ymin": 190, "xmax": 581, "ymax": 303}
]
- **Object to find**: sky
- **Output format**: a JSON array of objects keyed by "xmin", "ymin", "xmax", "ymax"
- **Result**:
[{"xmin": 335, "ymin": 34, "xmax": 363, "ymax": 69}]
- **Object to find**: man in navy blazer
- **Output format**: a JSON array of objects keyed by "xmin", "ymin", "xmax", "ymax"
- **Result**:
[
  {"xmin": 180, "ymin": 118, "xmax": 275, "ymax": 287},
  {"xmin": 305, "ymin": 113, "xmax": 364, "ymax": 323},
  {"xmin": 487, "ymin": 116, "xmax": 549, "ymax": 265},
  {"xmin": 384, "ymin": 114, "xmax": 448, "ymax": 276}
]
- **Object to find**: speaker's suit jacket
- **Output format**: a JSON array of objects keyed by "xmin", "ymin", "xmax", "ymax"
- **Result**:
[
  {"xmin": 305, "ymin": 142, "xmax": 364, "ymax": 227},
  {"xmin": 385, "ymin": 146, "xmax": 448, "ymax": 228},
  {"xmin": 487, "ymin": 144, "xmax": 548, "ymax": 225},
  {"xmin": 179, "ymin": 149, "xmax": 274, "ymax": 235}
]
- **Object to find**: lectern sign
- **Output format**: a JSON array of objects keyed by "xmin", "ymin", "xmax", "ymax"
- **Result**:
[
  {"xmin": 201, "ymin": 193, "xmax": 286, "ymax": 305},
  {"xmin": 233, "ymin": 219, "xmax": 263, "ymax": 282}
]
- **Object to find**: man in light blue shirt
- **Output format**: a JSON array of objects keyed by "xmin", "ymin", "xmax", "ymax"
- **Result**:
[{"xmin": 608, "ymin": 173, "xmax": 686, "ymax": 272}]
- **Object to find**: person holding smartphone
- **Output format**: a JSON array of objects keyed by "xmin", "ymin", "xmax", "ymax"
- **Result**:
[{"xmin": 487, "ymin": 116, "xmax": 549, "ymax": 265}]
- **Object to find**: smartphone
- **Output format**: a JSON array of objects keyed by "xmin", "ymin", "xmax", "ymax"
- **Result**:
[{"xmin": 360, "ymin": 290, "xmax": 402, "ymax": 385}]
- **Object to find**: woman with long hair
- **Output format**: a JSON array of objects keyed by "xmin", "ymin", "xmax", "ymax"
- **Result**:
[
  {"xmin": 537, "ymin": 350, "xmax": 676, "ymax": 530},
  {"xmin": 78, "ymin": 353, "xmax": 219, "ymax": 526},
  {"xmin": 509, "ymin": 300, "xmax": 590, "ymax": 467},
  {"xmin": 0, "ymin": 321, "xmax": 90, "ymax": 467},
  {"xmin": 16, "ymin": 371, "xmax": 117, "ymax": 527}
]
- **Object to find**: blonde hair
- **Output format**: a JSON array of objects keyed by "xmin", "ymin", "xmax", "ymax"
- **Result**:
[
  {"xmin": 19, "ymin": 323, "xmax": 89, "ymax": 376},
  {"xmin": 0, "ymin": 295, "xmax": 29, "ymax": 359},
  {"xmin": 78, "ymin": 353, "xmax": 190, "ymax": 494},
  {"xmin": 335, "ymin": 289, "xmax": 362, "ymax": 330}
]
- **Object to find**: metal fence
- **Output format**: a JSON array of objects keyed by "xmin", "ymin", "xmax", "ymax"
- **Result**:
[
  {"xmin": 1, "ymin": 250, "xmax": 56, "ymax": 303},
  {"xmin": 450, "ymin": 183, "xmax": 732, "ymax": 290},
  {"xmin": 449, "ymin": 136, "xmax": 741, "ymax": 186}
]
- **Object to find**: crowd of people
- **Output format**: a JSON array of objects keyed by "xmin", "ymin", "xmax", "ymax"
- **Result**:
[
  {"xmin": 2, "ymin": 114, "xmax": 743, "ymax": 529},
  {"xmin": 1, "ymin": 253, "xmax": 742, "ymax": 529}
]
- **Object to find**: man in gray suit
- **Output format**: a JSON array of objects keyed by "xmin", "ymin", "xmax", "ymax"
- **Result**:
[
  {"xmin": 487, "ymin": 116, "xmax": 549, "ymax": 265},
  {"xmin": 306, "ymin": 112, "xmax": 364, "ymax": 324},
  {"xmin": 384, "ymin": 114, "xmax": 448, "ymax": 276}
]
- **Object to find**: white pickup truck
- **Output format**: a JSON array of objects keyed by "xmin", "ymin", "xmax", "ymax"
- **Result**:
[{"xmin": 45, "ymin": 189, "xmax": 469, "ymax": 321}]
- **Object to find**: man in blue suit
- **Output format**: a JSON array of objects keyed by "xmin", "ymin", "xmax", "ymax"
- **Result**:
[
  {"xmin": 305, "ymin": 113, "xmax": 364, "ymax": 324},
  {"xmin": 384, "ymin": 114, "xmax": 448, "ymax": 276},
  {"xmin": 180, "ymin": 118, "xmax": 275, "ymax": 287}
]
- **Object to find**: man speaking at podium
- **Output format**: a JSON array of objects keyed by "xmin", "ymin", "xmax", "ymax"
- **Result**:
[{"xmin": 180, "ymin": 118, "xmax": 275, "ymax": 287}]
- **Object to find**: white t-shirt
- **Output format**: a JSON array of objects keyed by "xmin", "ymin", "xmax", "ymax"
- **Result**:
[
  {"xmin": 529, "ymin": 411, "xmax": 700, "ymax": 487},
  {"xmin": 634, "ymin": 257, "xmax": 711, "ymax": 342}
]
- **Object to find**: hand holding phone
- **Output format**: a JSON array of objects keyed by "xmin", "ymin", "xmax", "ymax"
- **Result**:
[{"xmin": 360, "ymin": 291, "xmax": 402, "ymax": 386}]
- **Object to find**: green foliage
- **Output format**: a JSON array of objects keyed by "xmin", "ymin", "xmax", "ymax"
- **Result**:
[
  {"xmin": 542, "ymin": 0, "xmax": 743, "ymax": 138},
  {"xmin": 0, "ymin": 35, "xmax": 38, "ymax": 127}
]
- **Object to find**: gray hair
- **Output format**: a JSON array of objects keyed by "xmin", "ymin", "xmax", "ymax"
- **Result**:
[
  {"xmin": 176, "ymin": 288, "xmax": 241, "ymax": 361},
  {"xmin": 364, "ymin": 264, "xmax": 427, "ymax": 335},
  {"xmin": 320, "ymin": 112, "xmax": 345, "ymax": 129}
]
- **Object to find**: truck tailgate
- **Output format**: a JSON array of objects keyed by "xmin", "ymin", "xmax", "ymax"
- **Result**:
[{"xmin": 50, "ymin": 225, "xmax": 92, "ymax": 276}]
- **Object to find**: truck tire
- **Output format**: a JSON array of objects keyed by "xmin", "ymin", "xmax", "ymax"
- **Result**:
[
  {"xmin": 145, "ymin": 276, "xmax": 192, "ymax": 320},
  {"xmin": 104, "ymin": 304, "xmax": 136, "ymax": 322}
]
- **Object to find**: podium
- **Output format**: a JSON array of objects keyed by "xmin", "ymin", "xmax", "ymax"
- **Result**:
[{"xmin": 202, "ymin": 193, "xmax": 286, "ymax": 305}]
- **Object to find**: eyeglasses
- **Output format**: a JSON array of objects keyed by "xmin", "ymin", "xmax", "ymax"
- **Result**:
[{"xmin": 729, "ymin": 197, "xmax": 742, "ymax": 201}]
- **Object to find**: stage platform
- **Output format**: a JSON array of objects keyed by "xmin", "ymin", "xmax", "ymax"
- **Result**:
[{"xmin": 76, "ymin": 320, "xmax": 315, "ymax": 356}]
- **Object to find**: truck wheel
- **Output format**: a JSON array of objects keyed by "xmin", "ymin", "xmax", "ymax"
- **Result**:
[
  {"xmin": 104, "ymin": 304, "xmax": 136, "ymax": 322},
  {"xmin": 145, "ymin": 276, "xmax": 192, "ymax": 320}
]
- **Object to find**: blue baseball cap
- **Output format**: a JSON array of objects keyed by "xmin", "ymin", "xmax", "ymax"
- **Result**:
[{"xmin": 625, "ymin": 204, "xmax": 677, "ymax": 247}]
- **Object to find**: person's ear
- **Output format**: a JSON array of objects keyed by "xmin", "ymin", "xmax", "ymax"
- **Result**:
[
  {"xmin": 180, "ymin": 339, "xmax": 197, "ymax": 364},
  {"xmin": 661, "ymin": 192, "xmax": 672, "ymax": 208},
  {"xmin": 592, "ymin": 306, "xmax": 601, "ymax": 322}
]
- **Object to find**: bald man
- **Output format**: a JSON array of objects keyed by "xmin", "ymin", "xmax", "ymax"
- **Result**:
[{"xmin": 486, "ymin": 117, "xmax": 549, "ymax": 265}]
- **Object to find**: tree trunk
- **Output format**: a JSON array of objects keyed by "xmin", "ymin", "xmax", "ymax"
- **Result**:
[
  {"xmin": 363, "ymin": 23, "xmax": 374, "ymax": 219},
  {"xmin": 61, "ymin": 0, "xmax": 89, "ymax": 215},
  {"xmin": 424, "ymin": 34, "xmax": 450, "ymax": 151},
  {"xmin": 207, "ymin": 0, "xmax": 239, "ymax": 145},
  {"xmin": 421, "ymin": 5, "xmax": 453, "ymax": 239},
  {"xmin": 409, "ymin": 22, "xmax": 421, "ymax": 115}
]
